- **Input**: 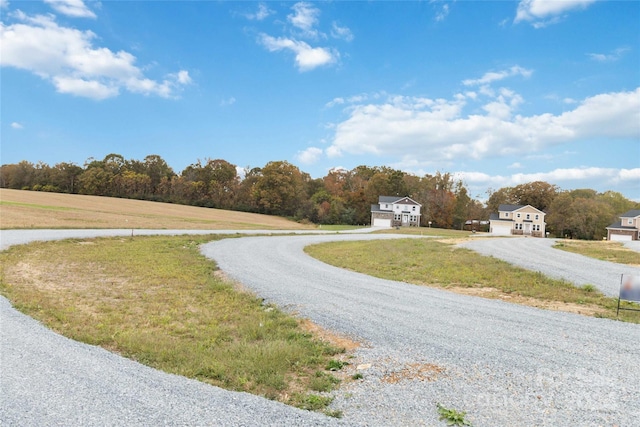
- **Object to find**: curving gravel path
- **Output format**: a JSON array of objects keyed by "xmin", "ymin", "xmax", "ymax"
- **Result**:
[
  {"xmin": 458, "ymin": 237, "xmax": 640, "ymax": 297},
  {"xmin": 2, "ymin": 230, "xmax": 640, "ymax": 426},
  {"xmin": 201, "ymin": 234, "xmax": 640, "ymax": 426}
]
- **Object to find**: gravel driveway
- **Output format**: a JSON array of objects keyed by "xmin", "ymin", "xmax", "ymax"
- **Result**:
[
  {"xmin": 2, "ymin": 230, "xmax": 639, "ymax": 426},
  {"xmin": 458, "ymin": 237, "xmax": 640, "ymax": 297},
  {"xmin": 201, "ymin": 234, "xmax": 640, "ymax": 426}
]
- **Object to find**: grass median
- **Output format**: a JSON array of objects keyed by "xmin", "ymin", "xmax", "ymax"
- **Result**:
[
  {"xmin": 553, "ymin": 239, "xmax": 640, "ymax": 265},
  {"xmin": 0, "ymin": 235, "xmax": 350, "ymax": 414},
  {"xmin": 305, "ymin": 238, "xmax": 640, "ymax": 323}
]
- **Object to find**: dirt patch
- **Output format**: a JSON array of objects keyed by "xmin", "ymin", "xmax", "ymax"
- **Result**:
[
  {"xmin": 447, "ymin": 286, "xmax": 606, "ymax": 317},
  {"xmin": 382, "ymin": 362, "xmax": 446, "ymax": 384},
  {"xmin": 298, "ymin": 318, "xmax": 361, "ymax": 352}
]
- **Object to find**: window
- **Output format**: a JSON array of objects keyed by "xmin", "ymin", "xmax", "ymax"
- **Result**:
[
  {"xmin": 517, "ymin": 213, "xmax": 521, "ymax": 218},
  {"xmin": 629, "ymin": 219, "xmax": 633, "ymax": 225},
  {"xmin": 412, "ymin": 206, "xmax": 416, "ymax": 211},
  {"xmin": 535, "ymin": 214, "xmax": 539, "ymax": 220},
  {"xmin": 385, "ymin": 204, "xmax": 388, "ymax": 209},
  {"xmin": 505, "ymin": 213, "xmax": 509, "ymax": 217},
  {"xmin": 526, "ymin": 214, "xmax": 530, "ymax": 220}
]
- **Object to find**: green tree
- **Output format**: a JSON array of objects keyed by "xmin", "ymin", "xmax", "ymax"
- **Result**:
[
  {"xmin": 252, "ymin": 161, "xmax": 307, "ymax": 217},
  {"xmin": 511, "ymin": 181, "xmax": 558, "ymax": 211}
]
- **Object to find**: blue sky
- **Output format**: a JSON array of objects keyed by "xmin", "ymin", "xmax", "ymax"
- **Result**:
[{"xmin": 1, "ymin": 0, "xmax": 639, "ymax": 201}]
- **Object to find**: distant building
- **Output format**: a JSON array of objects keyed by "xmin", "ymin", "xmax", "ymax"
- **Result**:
[
  {"xmin": 489, "ymin": 204, "xmax": 546, "ymax": 237},
  {"xmin": 606, "ymin": 210, "xmax": 640, "ymax": 241},
  {"xmin": 371, "ymin": 196, "xmax": 421, "ymax": 227}
]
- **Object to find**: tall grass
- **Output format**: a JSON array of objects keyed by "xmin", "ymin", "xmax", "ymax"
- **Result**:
[{"xmin": 0, "ymin": 235, "xmax": 346, "ymax": 409}]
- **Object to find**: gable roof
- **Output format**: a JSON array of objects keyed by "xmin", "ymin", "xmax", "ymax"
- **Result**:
[
  {"xmin": 498, "ymin": 204, "xmax": 545, "ymax": 215},
  {"xmin": 620, "ymin": 209, "xmax": 640, "ymax": 218},
  {"xmin": 606, "ymin": 221, "xmax": 638, "ymax": 230},
  {"xmin": 378, "ymin": 196, "xmax": 421, "ymax": 206}
]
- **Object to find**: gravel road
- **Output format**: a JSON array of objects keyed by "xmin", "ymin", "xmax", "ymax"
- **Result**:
[
  {"xmin": 201, "ymin": 234, "xmax": 640, "ymax": 426},
  {"xmin": 2, "ymin": 230, "xmax": 640, "ymax": 426},
  {"xmin": 458, "ymin": 237, "xmax": 640, "ymax": 297}
]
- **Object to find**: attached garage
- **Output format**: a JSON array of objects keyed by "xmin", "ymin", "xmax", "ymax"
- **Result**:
[
  {"xmin": 610, "ymin": 233, "xmax": 633, "ymax": 242},
  {"xmin": 491, "ymin": 223, "xmax": 512, "ymax": 236},
  {"xmin": 372, "ymin": 218, "xmax": 392, "ymax": 228}
]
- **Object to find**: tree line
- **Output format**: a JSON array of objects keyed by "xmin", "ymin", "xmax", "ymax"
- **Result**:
[{"xmin": 1, "ymin": 154, "xmax": 637, "ymax": 239}]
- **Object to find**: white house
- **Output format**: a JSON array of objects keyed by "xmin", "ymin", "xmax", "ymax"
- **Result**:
[
  {"xmin": 489, "ymin": 204, "xmax": 546, "ymax": 237},
  {"xmin": 371, "ymin": 196, "xmax": 422, "ymax": 227}
]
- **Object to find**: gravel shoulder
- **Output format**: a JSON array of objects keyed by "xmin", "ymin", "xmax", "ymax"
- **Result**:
[
  {"xmin": 458, "ymin": 237, "xmax": 640, "ymax": 296},
  {"xmin": 2, "ymin": 230, "xmax": 639, "ymax": 426}
]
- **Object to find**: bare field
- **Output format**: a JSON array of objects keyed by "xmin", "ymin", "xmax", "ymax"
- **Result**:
[{"xmin": 0, "ymin": 189, "xmax": 313, "ymax": 230}]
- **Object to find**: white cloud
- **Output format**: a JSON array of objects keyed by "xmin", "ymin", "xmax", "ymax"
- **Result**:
[
  {"xmin": 508, "ymin": 162, "xmax": 523, "ymax": 169},
  {"xmin": 435, "ymin": 3, "xmax": 450, "ymax": 22},
  {"xmin": 331, "ymin": 22, "xmax": 353, "ymax": 42},
  {"xmin": 587, "ymin": 47, "xmax": 630, "ymax": 62},
  {"xmin": 259, "ymin": 34, "xmax": 337, "ymax": 71},
  {"xmin": 0, "ymin": 0, "xmax": 9, "ymax": 9},
  {"xmin": 453, "ymin": 167, "xmax": 640, "ymax": 200},
  {"xmin": 44, "ymin": 0, "xmax": 96, "ymax": 19},
  {"xmin": 0, "ymin": 12, "xmax": 190, "ymax": 99},
  {"xmin": 296, "ymin": 147, "xmax": 323, "ymax": 164},
  {"xmin": 288, "ymin": 2, "xmax": 320, "ymax": 38},
  {"xmin": 245, "ymin": 3, "xmax": 272, "ymax": 21},
  {"xmin": 10, "ymin": 121, "xmax": 23, "ymax": 129},
  {"xmin": 515, "ymin": 0, "xmax": 597, "ymax": 27},
  {"xmin": 220, "ymin": 97, "xmax": 236, "ymax": 107},
  {"xmin": 327, "ymin": 87, "xmax": 640, "ymax": 166},
  {"xmin": 463, "ymin": 65, "xmax": 533, "ymax": 86}
]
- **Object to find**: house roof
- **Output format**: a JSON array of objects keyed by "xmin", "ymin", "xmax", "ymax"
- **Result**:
[
  {"xmin": 497, "ymin": 204, "xmax": 545, "ymax": 215},
  {"xmin": 498, "ymin": 204, "xmax": 523, "ymax": 212},
  {"xmin": 606, "ymin": 221, "xmax": 639, "ymax": 230},
  {"xmin": 378, "ymin": 196, "xmax": 421, "ymax": 206},
  {"xmin": 489, "ymin": 212, "xmax": 511, "ymax": 222},
  {"xmin": 620, "ymin": 209, "xmax": 640, "ymax": 218}
]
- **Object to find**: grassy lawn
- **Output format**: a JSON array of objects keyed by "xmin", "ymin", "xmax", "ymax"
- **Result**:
[
  {"xmin": 305, "ymin": 238, "xmax": 640, "ymax": 323},
  {"xmin": 0, "ymin": 235, "xmax": 351, "ymax": 414},
  {"xmin": 374, "ymin": 226, "xmax": 479, "ymax": 239},
  {"xmin": 553, "ymin": 239, "xmax": 640, "ymax": 265}
]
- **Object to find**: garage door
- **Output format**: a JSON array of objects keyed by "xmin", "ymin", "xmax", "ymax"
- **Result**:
[
  {"xmin": 491, "ymin": 224, "xmax": 512, "ymax": 236},
  {"xmin": 610, "ymin": 233, "xmax": 632, "ymax": 242},
  {"xmin": 373, "ymin": 218, "xmax": 391, "ymax": 227}
]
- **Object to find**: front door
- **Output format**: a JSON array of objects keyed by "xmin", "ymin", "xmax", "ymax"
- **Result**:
[
  {"xmin": 524, "ymin": 223, "xmax": 531, "ymax": 235},
  {"xmin": 402, "ymin": 214, "xmax": 409, "ymax": 225}
]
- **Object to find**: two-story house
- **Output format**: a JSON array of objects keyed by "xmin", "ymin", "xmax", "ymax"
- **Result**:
[
  {"xmin": 371, "ymin": 196, "xmax": 422, "ymax": 227},
  {"xmin": 606, "ymin": 209, "xmax": 640, "ymax": 241},
  {"xmin": 489, "ymin": 204, "xmax": 546, "ymax": 237}
]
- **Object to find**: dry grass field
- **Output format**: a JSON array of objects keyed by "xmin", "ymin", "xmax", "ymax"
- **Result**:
[{"xmin": 0, "ymin": 189, "xmax": 313, "ymax": 230}]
